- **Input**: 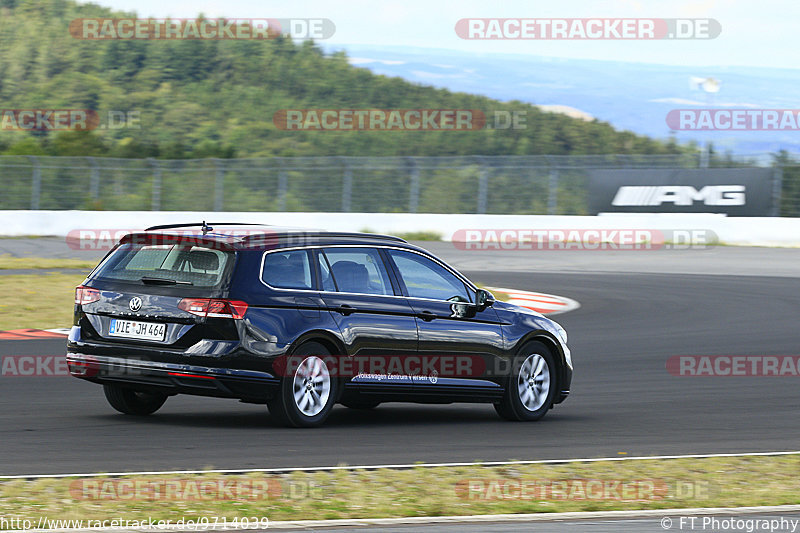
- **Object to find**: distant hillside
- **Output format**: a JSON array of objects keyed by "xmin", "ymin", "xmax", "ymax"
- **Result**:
[
  {"xmin": 328, "ymin": 44, "xmax": 800, "ymax": 155},
  {"xmin": 0, "ymin": 0, "xmax": 691, "ymax": 159}
]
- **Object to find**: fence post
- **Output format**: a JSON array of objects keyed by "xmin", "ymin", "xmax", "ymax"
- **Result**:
[
  {"xmin": 277, "ymin": 160, "xmax": 288, "ymax": 211},
  {"xmin": 148, "ymin": 158, "xmax": 161, "ymax": 211},
  {"xmin": 87, "ymin": 157, "xmax": 99, "ymax": 200},
  {"xmin": 477, "ymin": 159, "xmax": 488, "ymax": 214},
  {"xmin": 29, "ymin": 156, "xmax": 41, "ymax": 210},
  {"xmin": 407, "ymin": 157, "xmax": 420, "ymax": 213},
  {"xmin": 772, "ymin": 163, "xmax": 784, "ymax": 217},
  {"xmin": 548, "ymin": 167, "xmax": 559, "ymax": 215},
  {"xmin": 341, "ymin": 159, "xmax": 352, "ymax": 212},
  {"xmin": 213, "ymin": 159, "xmax": 225, "ymax": 211}
]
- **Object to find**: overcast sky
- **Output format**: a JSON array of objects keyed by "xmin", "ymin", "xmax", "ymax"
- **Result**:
[{"xmin": 93, "ymin": 0, "xmax": 797, "ymax": 69}]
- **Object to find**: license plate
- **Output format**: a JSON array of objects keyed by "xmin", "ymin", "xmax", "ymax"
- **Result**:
[{"xmin": 108, "ymin": 319, "xmax": 166, "ymax": 341}]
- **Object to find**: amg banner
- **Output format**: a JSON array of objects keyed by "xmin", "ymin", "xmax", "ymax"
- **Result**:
[{"xmin": 588, "ymin": 168, "xmax": 775, "ymax": 216}]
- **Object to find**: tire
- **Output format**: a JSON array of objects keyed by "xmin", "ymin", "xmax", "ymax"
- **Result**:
[
  {"xmin": 103, "ymin": 384, "xmax": 168, "ymax": 415},
  {"xmin": 340, "ymin": 398, "xmax": 381, "ymax": 410},
  {"xmin": 268, "ymin": 342, "xmax": 338, "ymax": 428},
  {"xmin": 494, "ymin": 341, "xmax": 557, "ymax": 422}
]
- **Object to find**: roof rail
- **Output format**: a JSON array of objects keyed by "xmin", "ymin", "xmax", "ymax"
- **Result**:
[
  {"xmin": 242, "ymin": 231, "xmax": 407, "ymax": 243},
  {"xmin": 143, "ymin": 224, "xmax": 406, "ymax": 243},
  {"xmin": 323, "ymin": 232, "xmax": 407, "ymax": 243},
  {"xmin": 145, "ymin": 221, "xmax": 270, "ymax": 234}
]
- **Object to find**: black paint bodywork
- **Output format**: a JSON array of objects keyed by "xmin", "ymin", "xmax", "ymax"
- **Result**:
[{"xmin": 66, "ymin": 230, "xmax": 572, "ymax": 408}]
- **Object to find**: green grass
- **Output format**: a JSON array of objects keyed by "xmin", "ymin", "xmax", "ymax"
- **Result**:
[
  {"xmin": 394, "ymin": 231, "xmax": 444, "ymax": 242},
  {"xmin": 476, "ymin": 284, "xmax": 510, "ymax": 302},
  {"xmin": 0, "ymin": 273, "xmax": 83, "ymax": 330},
  {"xmin": 1, "ymin": 455, "xmax": 799, "ymax": 526},
  {"xmin": 358, "ymin": 228, "xmax": 443, "ymax": 241},
  {"xmin": 0, "ymin": 255, "xmax": 96, "ymax": 270}
]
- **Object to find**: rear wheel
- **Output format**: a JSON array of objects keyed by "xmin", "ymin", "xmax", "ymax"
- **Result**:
[
  {"xmin": 494, "ymin": 341, "xmax": 556, "ymax": 421},
  {"xmin": 268, "ymin": 342, "xmax": 338, "ymax": 428},
  {"xmin": 103, "ymin": 384, "xmax": 167, "ymax": 415}
]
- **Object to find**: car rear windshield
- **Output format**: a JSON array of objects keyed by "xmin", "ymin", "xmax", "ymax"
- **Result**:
[{"xmin": 91, "ymin": 243, "xmax": 232, "ymax": 288}]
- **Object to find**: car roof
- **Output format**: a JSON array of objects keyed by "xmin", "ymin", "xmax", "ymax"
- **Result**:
[{"xmin": 119, "ymin": 224, "xmax": 419, "ymax": 251}]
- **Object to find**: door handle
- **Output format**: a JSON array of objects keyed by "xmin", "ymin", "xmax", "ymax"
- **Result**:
[
  {"xmin": 333, "ymin": 304, "xmax": 355, "ymax": 315},
  {"xmin": 418, "ymin": 310, "xmax": 437, "ymax": 321}
]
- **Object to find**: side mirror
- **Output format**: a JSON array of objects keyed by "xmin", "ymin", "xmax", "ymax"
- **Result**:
[{"xmin": 475, "ymin": 289, "xmax": 496, "ymax": 310}]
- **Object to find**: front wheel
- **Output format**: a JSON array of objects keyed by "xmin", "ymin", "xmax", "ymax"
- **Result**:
[
  {"xmin": 494, "ymin": 341, "xmax": 557, "ymax": 421},
  {"xmin": 268, "ymin": 342, "xmax": 338, "ymax": 428},
  {"xmin": 103, "ymin": 384, "xmax": 168, "ymax": 415}
]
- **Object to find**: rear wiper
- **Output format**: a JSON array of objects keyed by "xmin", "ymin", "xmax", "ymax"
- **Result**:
[{"xmin": 140, "ymin": 276, "xmax": 193, "ymax": 286}]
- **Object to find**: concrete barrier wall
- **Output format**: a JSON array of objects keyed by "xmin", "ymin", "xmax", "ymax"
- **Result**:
[{"xmin": 1, "ymin": 210, "xmax": 799, "ymax": 247}]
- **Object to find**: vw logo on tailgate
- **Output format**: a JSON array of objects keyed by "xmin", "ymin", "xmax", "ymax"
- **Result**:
[{"xmin": 129, "ymin": 297, "xmax": 142, "ymax": 312}]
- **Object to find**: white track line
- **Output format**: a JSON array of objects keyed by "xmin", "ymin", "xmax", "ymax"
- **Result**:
[
  {"xmin": 9, "ymin": 505, "xmax": 800, "ymax": 532},
  {"xmin": 262, "ymin": 505, "xmax": 800, "ymax": 529},
  {"xmin": 3, "ymin": 450, "xmax": 799, "ymax": 480}
]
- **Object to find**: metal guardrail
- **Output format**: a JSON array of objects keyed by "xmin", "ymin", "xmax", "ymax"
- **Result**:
[{"xmin": 0, "ymin": 154, "xmax": 792, "ymax": 215}]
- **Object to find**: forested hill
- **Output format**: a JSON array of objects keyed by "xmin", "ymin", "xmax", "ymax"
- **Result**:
[{"xmin": 0, "ymin": 0, "xmax": 688, "ymax": 159}]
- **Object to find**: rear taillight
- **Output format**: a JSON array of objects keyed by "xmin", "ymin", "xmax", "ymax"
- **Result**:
[
  {"xmin": 75, "ymin": 286, "xmax": 100, "ymax": 305},
  {"xmin": 178, "ymin": 298, "xmax": 248, "ymax": 319}
]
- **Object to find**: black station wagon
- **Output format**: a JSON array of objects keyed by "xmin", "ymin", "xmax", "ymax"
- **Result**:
[{"xmin": 66, "ymin": 223, "xmax": 572, "ymax": 427}]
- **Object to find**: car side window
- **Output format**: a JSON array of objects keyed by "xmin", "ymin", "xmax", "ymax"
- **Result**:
[
  {"xmin": 388, "ymin": 250, "xmax": 471, "ymax": 302},
  {"xmin": 320, "ymin": 248, "xmax": 393, "ymax": 295},
  {"xmin": 262, "ymin": 250, "xmax": 312, "ymax": 290}
]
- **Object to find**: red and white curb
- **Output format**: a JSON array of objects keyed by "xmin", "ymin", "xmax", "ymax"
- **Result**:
[
  {"xmin": 487, "ymin": 287, "xmax": 580, "ymax": 315},
  {"xmin": 0, "ymin": 328, "xmax": 70, "ymax": 340}
]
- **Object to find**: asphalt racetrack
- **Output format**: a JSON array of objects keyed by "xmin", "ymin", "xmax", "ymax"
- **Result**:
[{"xmin": 1, "ymin": 243, "xmax": 800, "ymax": 476}]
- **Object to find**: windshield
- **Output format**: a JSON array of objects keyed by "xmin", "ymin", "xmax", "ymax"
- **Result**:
[{"xmin": 90, "ymin": 243, "xmax": 232, "ymax": 288}]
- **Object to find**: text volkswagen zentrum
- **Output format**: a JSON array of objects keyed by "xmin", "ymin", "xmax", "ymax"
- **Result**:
[{"xmin": 67, "ymin": 223, "xmax": 572, "ymax": 427}]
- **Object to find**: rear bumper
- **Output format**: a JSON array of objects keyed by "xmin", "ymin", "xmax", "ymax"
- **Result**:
[{"xmin": 66, "ymin": 353, "xmax": 280, "ymax": 403}]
